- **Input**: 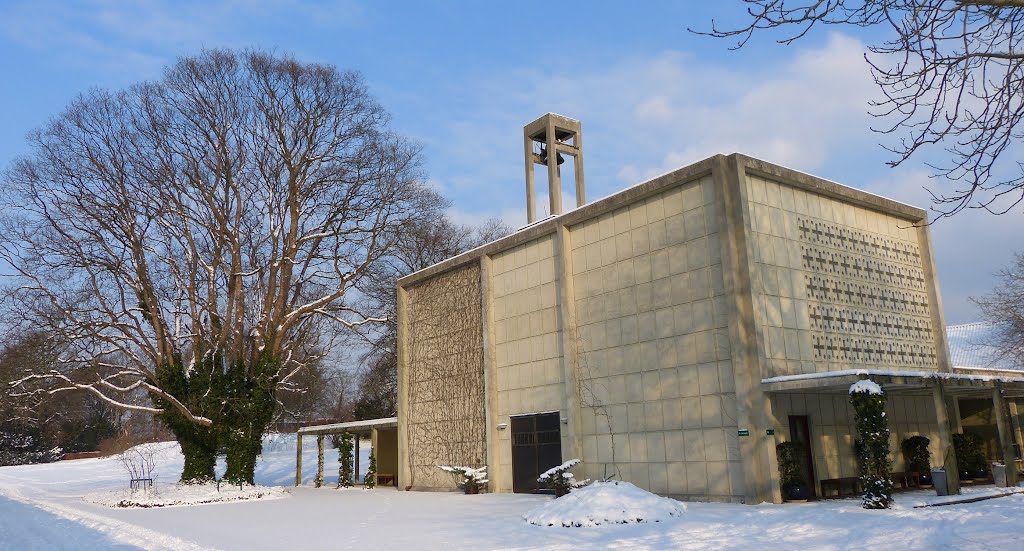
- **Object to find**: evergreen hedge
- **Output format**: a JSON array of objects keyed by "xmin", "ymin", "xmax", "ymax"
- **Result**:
[
  {"xmin": 776, "ymin": 441, "xmax": 806, "ymax": 490},
  {"xmin": 900, "ymin": 436, "xmax": 931, "ymax": 475},
  {"xmin": 849, "ymin": 380, "xmax": 893, "ymax": 509},
  {"xmin": 952, "ymin": 433, "xmax": 987, "ymax": 475}
]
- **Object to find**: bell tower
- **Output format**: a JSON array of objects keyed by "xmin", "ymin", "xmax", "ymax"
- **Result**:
[{"xmin": 524, "ymin": 113, "xmax": 585, "ymax": 224}]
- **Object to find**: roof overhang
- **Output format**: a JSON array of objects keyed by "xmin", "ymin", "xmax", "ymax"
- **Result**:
[
  {"xmin": 297, "ymin": 417, "xmax": 398, "ymax": 436},
  {"xmin": 761, "ymin": 369, "xmax": 1024, "ymax": 399}
]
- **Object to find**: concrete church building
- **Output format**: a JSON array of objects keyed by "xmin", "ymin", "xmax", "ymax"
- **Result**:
[{"xmin": 395, "ymin": 113, "xmax": 1024, "ymax": 503}]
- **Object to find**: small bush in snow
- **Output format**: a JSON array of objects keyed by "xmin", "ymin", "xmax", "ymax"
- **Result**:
[
  {"xmin": 365, "ymin": 452, "xmax": 377, "ymax": 489},
  {"xmin": 850, "ymin": 379, "xmax": 893, "ymax": 509},
  {"xmin": 438, "ymin": 465, "xmax": 487, "ymax": 494},
  {"xmin": 118, "ymin": 445, "xmax": 157, "ymax": 494},
  {"xmin": 538, "ymin": 459, "xmax": 587, "ymax": 497},
  {"xmin": 0, "ymin": 425, "xmax": 62, "ymax": 466}
]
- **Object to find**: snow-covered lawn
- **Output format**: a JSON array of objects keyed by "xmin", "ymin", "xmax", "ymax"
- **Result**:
[{"xmin": 1, "ymin": 436, "xmax": 1022, "ymax": 550}]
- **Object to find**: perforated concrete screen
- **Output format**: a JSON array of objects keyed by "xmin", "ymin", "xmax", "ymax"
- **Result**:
[{"xmin": 745, "ymin": 174, "xmax": 939, "ymax": 378}]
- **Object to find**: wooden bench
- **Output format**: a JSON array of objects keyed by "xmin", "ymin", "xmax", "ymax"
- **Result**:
[
  {"xmin": 891, "ymin": 471, "xmax": 921, "ymax": 490},
  {"xmin": 820, "ymin": 477, "xmax": 861, "ymax": 498},
  {"xmin": 376, "ymin": 473, "xmax": 396, "ymax": 486}
]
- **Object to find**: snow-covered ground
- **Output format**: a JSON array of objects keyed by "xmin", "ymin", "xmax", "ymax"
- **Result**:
[{"xmin": 1, "ymin": 436, "xmax": 1022, "ymax": 550}]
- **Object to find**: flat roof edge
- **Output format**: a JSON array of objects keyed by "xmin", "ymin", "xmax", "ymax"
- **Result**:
[
  {"xmin": 398, "ymin": 153, "xmax": 930, "ymax": 288},
  {"xmin": 298, "ymin": 417, "xmax": 398, "ymax": 435},
  {"xmin": 732, "ymin": 153, "xmax": 928, "ymax": 222},
  {"xmin": 397, "ymin": 155, "xmax": 722, "ymax": 287}
]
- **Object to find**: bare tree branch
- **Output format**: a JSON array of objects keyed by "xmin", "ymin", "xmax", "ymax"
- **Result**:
[{"xmin": 696, "ymin": 1, "xmax": 1024, "ymax": 219}]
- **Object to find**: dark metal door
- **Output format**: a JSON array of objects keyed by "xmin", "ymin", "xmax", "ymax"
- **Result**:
[
  {"xmin": 511, "ymin": 412, "xmax": 562, "ymax": 493},
  {"xmin": 789, "ymin": 415, "xmax": 817, "ymax": 497}
]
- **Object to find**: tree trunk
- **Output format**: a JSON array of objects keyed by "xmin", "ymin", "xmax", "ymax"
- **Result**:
[
  {"xmin": 221, "ymin": 360, "xmax": 277, "ymax": 485},
  {"xmin": 178, "ymin": 434, "xmax": 218, "ymax": 483},
  {"xmin": 223, "ymin": 429, "xmax": 263, "ymax": 485},
  {"xmin": 157, "ymin": 408, "xmax": 218, "ymax": 484}
]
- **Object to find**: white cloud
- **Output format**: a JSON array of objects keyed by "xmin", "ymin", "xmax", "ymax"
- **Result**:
[
  {"xmin": 425, "ymin": 33, "xmax": 1016, "ymax": 323},
  {"xmin": 0, "ymin": 0, "xmax": 363, "ymax": 76},
  {"xmin": 430, "ymin": 33, "xmax": 876, "ymax": 220}
]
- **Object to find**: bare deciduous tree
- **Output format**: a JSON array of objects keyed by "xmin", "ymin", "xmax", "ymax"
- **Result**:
[
  {"xmin": 353, "ymin": 216, "xmax": 510, "ymax": 420},
  {"xmin": 1, "ymin": 49, "xmax": 443, "ymax": 483},
  {"xmin": 698, "ymin": 1, "xmax": 1024, "ymax": 218},
  {"xmin": 973, "ymin": 251, "xmax": 1024, "ymax": 365}
]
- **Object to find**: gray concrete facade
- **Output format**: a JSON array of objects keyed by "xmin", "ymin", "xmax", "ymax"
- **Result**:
[{"xmin": 396, "ymin": 151, "xmax": 1024, "ymax": 502}]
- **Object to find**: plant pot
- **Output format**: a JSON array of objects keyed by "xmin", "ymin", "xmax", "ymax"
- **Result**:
[
  {"xmin": 783, "ymin": 482, "xmax": 810, "ymax": 502},
  {"xmin": 464, "ymin": 486, "xmax": 479, "ymax": 495},
  {"xmin": 554, "ymin": 486, "xmax": 570, "ymax": 498},
  {"xmin": 918, "ymin": 473, "xmax": 932, "ymax": 487}
]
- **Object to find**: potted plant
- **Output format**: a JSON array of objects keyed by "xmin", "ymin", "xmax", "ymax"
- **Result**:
[
  {"xmin": 538, "ymin": 459, "xmax": 587, "ymax": 497},
  {"xmin": 776, "ymin": 441, "xmax": 810, "ymax": 501},
  {"xmin": 901, "ymin": 436, "xmax": 932, "ymax": 487},
  {"xmin": 438, "ymin": 465, "xmax": 488, "ymax": 494},
  {"xmin": 953, "ymin": 433, "xmax": 988, "ymax": 481}
]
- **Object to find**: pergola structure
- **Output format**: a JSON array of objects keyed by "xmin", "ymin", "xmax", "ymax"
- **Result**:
[
  {"xmin": 295, "ymin": 417, "xmax": 398, "ymax": 488},
  {"xmin": 762, "ymin": 369, "xmax": 1024, "ymax": 494}
]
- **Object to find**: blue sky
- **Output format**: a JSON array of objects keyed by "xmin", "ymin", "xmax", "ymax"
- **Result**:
[{"xmin": 1, "ymin": 0, "xmax": 1020, "ymax": 324}]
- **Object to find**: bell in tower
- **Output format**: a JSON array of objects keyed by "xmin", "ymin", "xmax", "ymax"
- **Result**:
[{"xmin": 524, "ymin": 113, "xmax": 585, "ymax": 224}]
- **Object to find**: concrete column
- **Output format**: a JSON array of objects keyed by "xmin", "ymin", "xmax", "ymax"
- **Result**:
[
  {"xmin": 554, "ymin": 223, "xmax": 584, "ymax": 466},
  {"xmin": 480, "ymin": 255, "xmax": 502, "ymax": 492},
  {"xmin": 1009, "ymin": 399, "xmax": 1024, "ymax": 458},
  {"xmin": 547, "ymin": 117, "xmax": 562, "ymax": 216},
  {"xmin": 355, "ymin": 436, "xmax": 361, "ymax": 484},
  {"xmin": 573, "ymin": 131, "xmax": 585, "ymax": 208},
  {"xmin": 992, "ymin": 384, "xmax": 1019, "ymax": 487},
  {"xmin": 525, "ymin": 134, "xmax": 536, "ymax": 224},
  {"xmin": 315, "ymin": 435, "xmax": 325, "ymax": 488},
  {"xmin": 947, "ymin": 396, "xmax": 963, "ymax": 433},
  {"xmin": 295, "ymin": 433, "xmax": 303, "ymax": 486},
  {"xmin": 930, "ymin": 381, "xmax": 961, "ymax": 495},
  {"xmin": 916, "ymin": 224, "xmax": 955, "ymax": 375},
  {"xmin": 370, "ymin": 429, "xmax": 378, "ymax": 487},
  {"xmin": 718, "ymin": 154, "xmax": 781, "ymax": 504},
  {"xmin": 396, "ymin": 285, "xmax": 412, "ymax": 490}
]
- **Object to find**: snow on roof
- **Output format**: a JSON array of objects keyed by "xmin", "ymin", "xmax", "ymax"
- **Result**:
[
  {"xmin": 297, "ymin": 417, "xmax": 398, "ymax": 435},
  {"xmin": 947, "ymin": 322, "xmax": 1022, "ymax": 372}
]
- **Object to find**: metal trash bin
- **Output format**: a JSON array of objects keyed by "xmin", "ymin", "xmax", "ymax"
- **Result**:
[
  {"xmin": 931, "ymin": 469, "xmax": 948, "ymax": 496},
  {"xmin": 993, "ymin": 463, "xmax": 1007, "ymax": 487}
]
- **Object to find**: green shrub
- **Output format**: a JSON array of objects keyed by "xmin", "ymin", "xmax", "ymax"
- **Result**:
[
  {"xmin": 900, "ymin": 436, "xmax": 931, "ymax": 475},
  {"xmin": 953, "ymin": 433, "xmax": 987, "ymax": 474},
  {"xmin": 776, "ymin": 441, "xmax": 806, "ymax": 488},
  {"xmin": 365, "ymin": 452, "xmax": 377, "ymax": 489},
  {"xmin": 849, "ymin": 379, "xmax": 893, "ymax": 509}
]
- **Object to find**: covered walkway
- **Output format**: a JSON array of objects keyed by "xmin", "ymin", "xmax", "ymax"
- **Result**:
[
  {"xmin": 295, "ymin": 417, "xmax": 398, "ymax": 488},
  {"xmin": 762, "ymin": 369, "xmax": 1024, "ymax": 496}
]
